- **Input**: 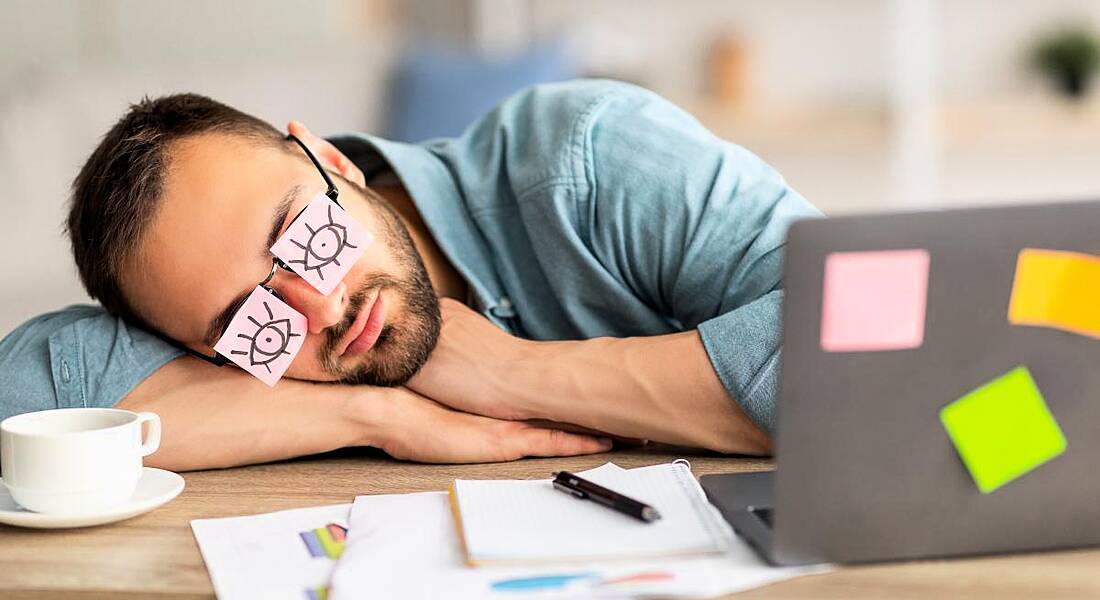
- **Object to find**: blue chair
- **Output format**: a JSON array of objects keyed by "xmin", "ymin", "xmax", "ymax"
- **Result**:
[{"xmin": 384, "ymin": 41, "xmax": 578, "ymax": 143}]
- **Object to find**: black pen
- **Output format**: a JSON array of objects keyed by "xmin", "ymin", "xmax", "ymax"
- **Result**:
[{"xmin": 552, "ymin": 471, "xmax": 662, "ymax": 523}]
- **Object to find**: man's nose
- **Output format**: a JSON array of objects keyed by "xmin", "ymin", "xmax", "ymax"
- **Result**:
[{"xmin": 273, "ymin": 273, "xmax": 348, "ymax": 334}]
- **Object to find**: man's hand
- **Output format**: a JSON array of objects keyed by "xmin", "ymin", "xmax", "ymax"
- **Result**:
[
  {"xmin": 406, "ymin": 298, "xmax": 537, "ymax": 421},
  {"xmin": 373, "ymin": 386, "xmax": 612, "ymax": 463}
]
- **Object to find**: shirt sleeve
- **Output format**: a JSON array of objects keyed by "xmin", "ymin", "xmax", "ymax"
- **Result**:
[
  {"xmin": 0, "ymin": 305, "xmax": 184, "ymax": 423},
  {"xmin": 578, "ymin": 82, "xmax": 823, "ymax": 433}
]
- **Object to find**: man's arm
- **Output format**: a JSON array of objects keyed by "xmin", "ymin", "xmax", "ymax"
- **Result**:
[
  {"xmin": 116, "ymin": 356, "xmax": 371, "ymax": 471},
  {"xmin": 407, "ymin": 299, "xmax": 770, "ymax": 454},
  {"xmin": 0, "ymin": 299, "xmax": 611, "ymax": 471},
  {"xmin": 523, "ymin": 332, "xmax": 771, "ymax": 454},
  {"xmin": 118, "ymin": 355, "xmax": 613, "ymax": 472}
]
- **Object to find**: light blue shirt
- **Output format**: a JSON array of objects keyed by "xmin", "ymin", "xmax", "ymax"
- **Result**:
[{"xmin": 0, "ymin": 80, "xmax": 820, "ymax": 432}]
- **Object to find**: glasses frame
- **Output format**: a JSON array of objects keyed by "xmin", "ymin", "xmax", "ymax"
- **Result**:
[{"xmin": 156, "ymin": 133, "xmax": 343, "ymax": 367}]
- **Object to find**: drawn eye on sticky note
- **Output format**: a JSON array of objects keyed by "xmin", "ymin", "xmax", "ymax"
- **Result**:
[
  {"xmin": 940, "ymin": 366, "xmax": 1066, "ymax": 494},
  {"xmin": 1008, "ymin": 248, "xmax": 1100, "ymax": 340},
  {"xmin": 213, "ymin": 286, "xmax": 307, "ymax": 387},
  {"xmin": 270, "ymin": 193, "xmax": 372, "ymax": 296},
  {"xmin": 820, "ymin": 249, "xmax": 930, "ymax": 352}
]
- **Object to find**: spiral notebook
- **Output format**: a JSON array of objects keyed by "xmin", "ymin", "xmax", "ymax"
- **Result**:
[{"xmin": 448, "ymin": 462, "xmax": 732, "ymax": 566}]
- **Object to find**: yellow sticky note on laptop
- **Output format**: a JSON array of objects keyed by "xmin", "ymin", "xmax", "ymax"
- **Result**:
[{"xmin": 1008, "ymin": 248, "xmax": 1100, "ymax": 339}]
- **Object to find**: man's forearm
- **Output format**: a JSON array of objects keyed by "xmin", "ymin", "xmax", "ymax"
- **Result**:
[
  {"xmin": 508, "ymin": 332, "xmax": 771, "ymax": 455},
  {"xmin": 116, "ymin": 354, "xmax": 614, "ymax": 471},
  {"xmin": 116, "ymin": 356, "xmax": 379, "ymax": 471}
]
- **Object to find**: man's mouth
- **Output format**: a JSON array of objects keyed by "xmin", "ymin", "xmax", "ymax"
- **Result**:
[{"xmin": 336, "ymin": 291, "xmax": 387, "ymax": 357}]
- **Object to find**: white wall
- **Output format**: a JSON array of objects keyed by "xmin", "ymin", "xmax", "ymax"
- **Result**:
[
  {"xmin": 532, "ymin": 0, "xmax": 891, "ymax": 104},
  {"xmin": 533, "ymin": 0, "xmax": 1100, "ymax": 102}
]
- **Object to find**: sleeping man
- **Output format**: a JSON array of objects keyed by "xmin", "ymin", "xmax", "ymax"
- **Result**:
[{"xmin": 0, "ymin": 80, "xmax": 820, "ymax": 470}]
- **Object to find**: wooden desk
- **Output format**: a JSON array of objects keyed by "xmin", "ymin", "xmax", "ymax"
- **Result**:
[{"xmin": 1, "ymin": 446, "xmax": 1097, "ymax": 599}]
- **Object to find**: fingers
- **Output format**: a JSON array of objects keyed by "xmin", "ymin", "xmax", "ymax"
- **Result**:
[
  {"xmin": 511, "ymin": 424, "xmax": 613, "ymax": 458},
  {"xmin": 382, "ymin": 389, "xmax": 613, "ymax": 463},
  {"xmin": 522, "ymin": 420, "xmax": 647, "ymax": 446}
]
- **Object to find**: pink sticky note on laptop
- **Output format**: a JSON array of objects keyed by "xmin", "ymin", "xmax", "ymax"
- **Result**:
[
  {"xmin": 820, "ymin": 249, "xmax": 930, "ymax": 352},
  {"xmin": 270, "ymin": 193, "xmax": 372, "ymax": 296},
  {"xmin": 213, "ymin": 286, "xmax": 308, "ymax": 386}
]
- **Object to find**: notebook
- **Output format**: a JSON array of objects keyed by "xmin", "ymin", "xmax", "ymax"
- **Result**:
[{"xmin": 448, "ymin": 462, "xmax": 732, "ymax": 566}]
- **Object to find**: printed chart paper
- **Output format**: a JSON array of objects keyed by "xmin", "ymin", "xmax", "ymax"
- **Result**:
[
  {"xmin": 820, "ymin": 249, "xmax": 930, "ymax": 352},
  {"xmin": 191, "ymin": 503, "xmax": 350, "ymax": 600}
]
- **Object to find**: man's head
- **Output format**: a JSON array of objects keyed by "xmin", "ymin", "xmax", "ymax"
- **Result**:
[{"xmin": 68, "ymin": 93, "xmax": 441, "ymax": 386}]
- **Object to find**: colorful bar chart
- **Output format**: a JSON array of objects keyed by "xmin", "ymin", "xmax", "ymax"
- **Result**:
[
  {"xmin": 298, "ymin": 523, "xmax": 347, "ymax": 600},
  {"xmin": 299, "ymin": 523, "xmax": 347, "ymax": 559}
]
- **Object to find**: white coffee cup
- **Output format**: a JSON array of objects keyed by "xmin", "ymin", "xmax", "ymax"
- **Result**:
[{"xmin": 0, "ymin": 408, "xmax": 161, "ymax": 514}]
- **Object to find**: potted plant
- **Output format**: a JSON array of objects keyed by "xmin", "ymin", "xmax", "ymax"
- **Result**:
[{"xmin": 1031, "ymin": 26, "xmax": 1100, "ymax": 99}]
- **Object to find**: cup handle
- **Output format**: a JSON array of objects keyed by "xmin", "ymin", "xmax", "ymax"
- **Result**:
[{"xmin": 136, "ymin": 412, "xmax": 162, "ymax": 457}]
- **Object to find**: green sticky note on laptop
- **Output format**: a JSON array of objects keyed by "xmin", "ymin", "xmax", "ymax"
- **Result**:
[{"xmin": 940, "ymin": 366, "xmax": 1067, "ymax": 494}]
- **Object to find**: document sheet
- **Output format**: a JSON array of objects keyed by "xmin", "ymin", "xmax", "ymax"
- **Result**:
[
  {"xmin": 191, "ymin": 503, "xmax": 350, "ymax": 600},
  {"xmin": 329, "ymin": 463, "xmax": 828, "ymax": 599}
]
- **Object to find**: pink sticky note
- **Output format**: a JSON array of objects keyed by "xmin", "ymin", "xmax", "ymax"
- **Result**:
[
  {"xmin": 270, "ymin": 193, "xmax": 372, "ymax": 296},
  {"xmin": 213, "ymin": 286, "xmax": 307, "ymax": 386},
  {"xmin": 820, "ymin": 249, "xmax": 930, "ymax": 352}
]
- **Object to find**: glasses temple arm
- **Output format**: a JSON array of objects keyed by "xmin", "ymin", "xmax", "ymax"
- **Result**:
[
  {"xmin": 286, "ymin": 133, "xmax": 340, "ymax": 204},
  {"xmin": 148, "ymin": 327, "xmax": 229, "ymax": 367}
]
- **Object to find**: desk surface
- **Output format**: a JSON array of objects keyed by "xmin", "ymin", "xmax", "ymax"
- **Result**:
[{"xmin": 0, "ymin": 446, "xmax": 1097, "ymax": 599}]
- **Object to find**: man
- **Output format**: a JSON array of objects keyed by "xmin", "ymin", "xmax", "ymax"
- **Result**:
[{"xmin": 0, "ymin": 80, "xmax": 820, "ymax": 471}]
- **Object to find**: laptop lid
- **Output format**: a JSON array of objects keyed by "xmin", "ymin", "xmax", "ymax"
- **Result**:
[{"xmin": 772, "ymin": 200, "xmax": 1100, "ymax": 564}]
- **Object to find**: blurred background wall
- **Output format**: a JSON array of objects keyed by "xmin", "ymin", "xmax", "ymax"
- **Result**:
[{"xmin": 3, "ymin": 0, "xmax": 1100, "ymax": 334}]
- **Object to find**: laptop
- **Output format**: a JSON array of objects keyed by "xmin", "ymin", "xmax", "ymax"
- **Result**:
[{"xmin": 701, "ymin": 200, "xmax": 1100, "ymax": 565}]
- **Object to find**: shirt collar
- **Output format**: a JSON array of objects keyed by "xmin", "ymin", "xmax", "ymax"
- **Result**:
[{"xmin": 329, "ymin": 133, "xmax": 508, "ymax": 322}]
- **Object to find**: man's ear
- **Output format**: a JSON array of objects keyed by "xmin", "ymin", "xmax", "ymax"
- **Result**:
[{"xmin": 286, "ymin": 121, "xmax": 366, "ymax": 187}]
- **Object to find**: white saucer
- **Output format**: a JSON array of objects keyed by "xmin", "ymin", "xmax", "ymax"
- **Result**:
[{"xmin": 0, "ymin": 467, "xmax": 185, "ymax": 529}]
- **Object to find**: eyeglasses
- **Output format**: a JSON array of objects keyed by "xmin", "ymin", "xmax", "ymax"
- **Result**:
[{"xmin": 160, "ymin": 134, "xmax": 372, "ymax": 386}]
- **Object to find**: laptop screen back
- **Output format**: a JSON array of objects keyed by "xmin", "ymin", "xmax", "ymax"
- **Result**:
[{"xmin": 773, "ymin": 200, "xmax": 1100, "ymax": 564}]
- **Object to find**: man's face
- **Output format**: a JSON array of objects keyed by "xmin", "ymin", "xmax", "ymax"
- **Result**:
[{"xmin": 125, "ymin": 132, "xmax": 441, "ymax": 385}]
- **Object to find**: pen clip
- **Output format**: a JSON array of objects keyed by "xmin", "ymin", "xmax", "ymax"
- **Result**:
[{"xmin": 552, "ymin": 480, "xmax": 587, "ymax": 499}]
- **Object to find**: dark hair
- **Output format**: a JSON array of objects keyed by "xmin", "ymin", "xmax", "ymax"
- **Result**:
[{"xmin": 67, "ymin": 93, "xmax": 285, "ymax": 326}]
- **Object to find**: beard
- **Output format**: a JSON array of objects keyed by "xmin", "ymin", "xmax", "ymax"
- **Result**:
[{"xmin": 316, "ymin": 183, "xmax": 442, "ymax": 386}]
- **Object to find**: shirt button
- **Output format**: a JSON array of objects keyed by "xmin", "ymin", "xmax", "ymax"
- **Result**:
[
  {"xmin": 490, "ymin": 296, "xmax": 516, "ymax": 318},
  {"xmin": 60, "ymin": 361, "xmax": 71, "ymax": 383}
]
